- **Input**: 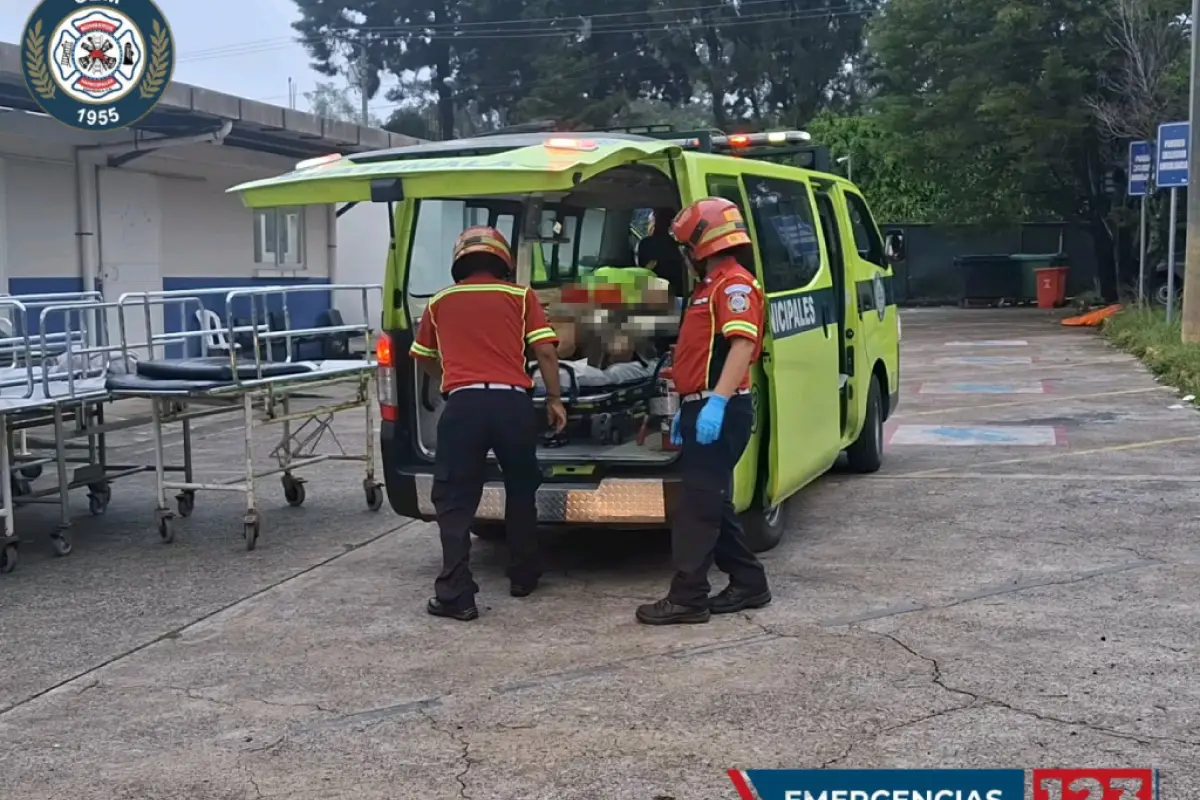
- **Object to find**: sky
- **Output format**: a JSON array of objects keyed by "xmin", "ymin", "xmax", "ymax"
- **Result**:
[{"xmin": 0, "ymin": 0, "xmax": 398, "ymax": 117}]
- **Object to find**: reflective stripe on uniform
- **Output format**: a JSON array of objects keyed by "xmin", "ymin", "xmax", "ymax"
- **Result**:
[
  {"xmin": 525, "ymin": 326, "xmax": 556, "ymax": 344},
  {"xmin": 409, "ymin": 341, "xmax": 439, "ymax": 359},
  {"xmin": 722, "ymin": 320, "xmax": 759, "ymax": 338}
]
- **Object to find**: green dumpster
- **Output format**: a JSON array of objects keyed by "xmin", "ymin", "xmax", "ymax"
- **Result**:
[{"xmin": 1010, "ymin": 253, "xmax": 1068, "ymax": 303}]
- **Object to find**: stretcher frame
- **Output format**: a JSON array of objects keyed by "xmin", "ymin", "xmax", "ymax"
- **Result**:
[
  {"xmin": 109, "ymin": 285, "xmax": 383, "ymax": 551},
  {"xmin": 0, "ymin": 292, "xmax": 165, "ymax": 573}
]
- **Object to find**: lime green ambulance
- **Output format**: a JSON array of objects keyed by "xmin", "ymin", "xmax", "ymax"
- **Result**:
[{"xmin": 229, "ymin": 128, "xmax": 903, "ymax": 552}]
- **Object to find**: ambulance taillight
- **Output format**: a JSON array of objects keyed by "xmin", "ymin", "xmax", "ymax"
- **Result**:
[{"xmin": 376, "ymin": 332, "xmax": 398, "ymax": 421}]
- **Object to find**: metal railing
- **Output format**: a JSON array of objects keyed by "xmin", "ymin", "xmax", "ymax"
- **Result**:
[{"xmin": 114, "ymin": 284, "xmax": 381, "ymax": 387}]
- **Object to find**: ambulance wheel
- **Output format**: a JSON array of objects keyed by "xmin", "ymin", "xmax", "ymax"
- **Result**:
[
  {"xmin": 846, "ymin": 376, "xmax": 884, "ymax": 474},
  {"xmin": 471, "ymin": 522, "xmax": 507, "ymax": 542},
  {"xmin": 744, "ymin": 498, "xmax": 786, "ymax": 553}
]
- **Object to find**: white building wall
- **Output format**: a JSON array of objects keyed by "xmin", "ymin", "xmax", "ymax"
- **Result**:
[{"xmin": 0, "ymin": 112, "xmax": 332, "ymax": 301}]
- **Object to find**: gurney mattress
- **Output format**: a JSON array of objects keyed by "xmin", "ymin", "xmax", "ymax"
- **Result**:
[{"xmin": 136, "ymin": 357, "xmax": 311, "ymax": 382}]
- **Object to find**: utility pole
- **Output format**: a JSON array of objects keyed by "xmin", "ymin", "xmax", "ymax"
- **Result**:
[
  {"xmin": 358, "ymin": 52, "xmax": 369, "ymax": 126},
  {"xmin": 1182, "ymin": 0, "xmax": 1200, "ymax": 340}
]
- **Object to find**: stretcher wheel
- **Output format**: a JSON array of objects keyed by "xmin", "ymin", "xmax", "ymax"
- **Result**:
[
  {"xmin": 19, "ymin": 463, "xmax": 42, "ymax": 481},
  {"xmin": 364, "ymin": 484, "xmax": 384, "ymax": 512},
  {"xmin": 0, "ymin": 544, "xmax": 16, "ymax": 574},
  {"xmin": 51, "ymin": 534, "xmax": 72, "ymax": 557},
  {"xmin": 282, "ymin": 476, "xmax": 306, "ymax": 507},
  {"xmin": 244, "ymin": 518, "xmax": 260, "ymax": 551},
  {"xmin": 87, "ymin": 483, "xmax": 111, "ymax": 516},
  {"xmin": 176, "ymin": 492, "xmax": 195, "ymax": 518},
  {"xmin": 157, "ymin": 515, "xmax": 175, "ymax": 544}
]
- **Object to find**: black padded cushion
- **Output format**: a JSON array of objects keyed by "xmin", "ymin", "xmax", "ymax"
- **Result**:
[
  {"xmin": 136, "ymin": 357, "xmax": 312, "ymax": 382},
  {"xmin": 106, "ymin": 373, "xmax": 226, "ymax": 393}
]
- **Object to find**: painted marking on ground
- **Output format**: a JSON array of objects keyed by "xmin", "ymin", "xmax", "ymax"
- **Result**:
[
  {"xmin": 887, "ymin": 424, "xmax": 1064, "ymax": 446},
  {"xmin": 918, "ymin": 382, "xmax": 1046, "ymax": 395},
  {"xmin": 893, "ymin": 387, "xmax": 1169, "ymax": 419},
  {"xmin": 933, "ymin": 356, "xmax": 1034, "ymax": 367},
  {"xmin": 944, "ymin": 339, "xmax": 1029, "ymax": 347},
  {"xmin": 898, "ymin": 434, "xmax": 1200, "ymax": 476}
]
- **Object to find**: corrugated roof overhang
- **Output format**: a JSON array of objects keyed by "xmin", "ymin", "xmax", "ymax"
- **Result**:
[{"xmin": 0, "ymin": 40, "xmax": 423, "ymax": 160}]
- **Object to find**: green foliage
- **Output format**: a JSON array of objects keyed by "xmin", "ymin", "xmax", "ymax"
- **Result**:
[{"xmin": 1104, "ymin": 305, "xmax": 1200, "ymax": 396}]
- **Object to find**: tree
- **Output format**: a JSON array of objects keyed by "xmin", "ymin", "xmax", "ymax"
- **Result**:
[
  {"xmin": 868, "ymin": 0, "xmax": 1131, "ymax": 299},
  {"xmin": 305, "ymin": 81, "xmax": 383, "ymax": 126}
]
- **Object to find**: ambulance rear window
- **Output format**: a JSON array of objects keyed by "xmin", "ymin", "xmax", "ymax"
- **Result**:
[{"xmin": 406, "ymin": 199, "xmax": 521, "ymax": 297}]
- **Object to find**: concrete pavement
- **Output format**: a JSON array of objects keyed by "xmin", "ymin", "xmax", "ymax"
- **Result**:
[{"xmin": 0, "ymin": 308, "xmax": 1197, "ymax": 799}]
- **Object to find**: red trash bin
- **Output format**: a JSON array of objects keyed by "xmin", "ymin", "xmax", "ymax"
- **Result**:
[{"xmin": 1035, "ymin": 266, "xmax": 1069, "ymax": 309}]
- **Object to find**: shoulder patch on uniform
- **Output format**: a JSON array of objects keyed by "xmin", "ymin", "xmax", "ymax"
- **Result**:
[
  {"xmin": 728, "ymin": 293, "xmax": 750, "ymax": 313},
  {"xmin": 724, "ymin": 283, "xmax": 753, "ymax": 295}
]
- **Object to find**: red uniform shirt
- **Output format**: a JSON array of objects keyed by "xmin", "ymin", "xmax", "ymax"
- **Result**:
[
  {"xmin": 671, "ymin": 257, "xmax": 764, "ymax": 395},
  {"xmin": 409, "ymin": 275, "xmax": 560, "ymax": 393}
]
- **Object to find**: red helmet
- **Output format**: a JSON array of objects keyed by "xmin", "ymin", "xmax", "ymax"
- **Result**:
[
  {"xmin": 452, "ymin": 225, "xmax": 514, "ymax": 272},
  {"xmin": 669, "ymin": 197, "xmax": 752, "ymax": 262}
]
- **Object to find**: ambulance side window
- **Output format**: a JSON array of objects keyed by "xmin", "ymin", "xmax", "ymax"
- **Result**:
[
  {"xmin": 844, "ymin": 191, "xmax": 884, "ymax": 266},
  {"xmin": 742, "ymin": 176, "xmax": 823, "ymax": 293},
  {"xmin": 706, "ymin": 175, "xmax": 751, "ymax": 220}
]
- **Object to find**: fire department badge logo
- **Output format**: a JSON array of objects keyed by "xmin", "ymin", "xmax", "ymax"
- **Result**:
[
  {"xmin": 872, "ymin": 273, "xmax": 887, "ymax": 321},
  {"xmin": 21, "ymin": 0, "xmax": 174, "ymax": 131}
]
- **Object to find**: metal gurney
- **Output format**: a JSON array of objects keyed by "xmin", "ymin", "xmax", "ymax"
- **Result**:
[
  {"xmin": 530, "ymin": 358, "xmax": 664, "ymax": 447},
  {"xmin": 104, "ymin": 284, "xmax": 383, "ymax": 551}
]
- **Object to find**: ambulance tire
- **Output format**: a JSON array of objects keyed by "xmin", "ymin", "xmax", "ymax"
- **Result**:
[
  {"xmin": 743, "ymin": 499, "xmax": 786, "ymax": 553},
  {"xmin": 846, "ymin": 377, "xmax": 884, "ymax": 474},
  {"xmin": 471, "ymin": 522, "xmax": 507, "ymax": 542}
]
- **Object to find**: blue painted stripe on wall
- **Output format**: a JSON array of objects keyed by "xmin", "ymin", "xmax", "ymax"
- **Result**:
[
  {"xmin": 7, "ymin": 277, "xmax": 88, "ymax": 335},
  {"xmin": 161, "ymin": 277, "xmax": 332, "ymax": 358}
]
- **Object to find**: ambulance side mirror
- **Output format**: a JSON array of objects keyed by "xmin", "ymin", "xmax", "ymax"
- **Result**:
[{"xmin": 884, "ymin": 230, "xmax": 906, "ymax": 264}]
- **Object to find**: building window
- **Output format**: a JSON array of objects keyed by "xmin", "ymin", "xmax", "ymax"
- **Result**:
[{"xmin": 253, "ymin": 207, "xmax": 305, "ymax": 267}]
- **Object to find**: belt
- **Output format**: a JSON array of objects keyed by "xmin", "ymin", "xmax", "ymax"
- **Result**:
[
  {"xmin": 447, "ymin": 383, "xmax": 529, "ymax": 396},
  {"xmin": 680, "ymin": 388, "xmax": 750, "ymax": 404}
]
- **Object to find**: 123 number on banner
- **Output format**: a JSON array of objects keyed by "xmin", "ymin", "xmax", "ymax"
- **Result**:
[{"xmin": 1033, "ymin": 769, "xmax": 1154, "ymax": 800}]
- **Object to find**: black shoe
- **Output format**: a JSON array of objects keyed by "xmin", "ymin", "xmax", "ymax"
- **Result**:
[
  {"xmin": 426, "ymin": 597, "xmax": 479, "ymax": 621},
  {"xmin": 709, "ymin": 584, "xmax": 772, "ymax": 615},
  {"xmin": 510, "ymin": 581, "xmax": 538, "ymax": 598},
  {"xmin": 635, "ymin": 598, "xmax": 711, "ymax": 626}
]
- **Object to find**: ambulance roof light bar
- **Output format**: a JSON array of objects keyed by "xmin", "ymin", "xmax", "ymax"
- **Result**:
[{"xmin": 295, "ymin": 153, "xmax": 344, "ymax": 171}]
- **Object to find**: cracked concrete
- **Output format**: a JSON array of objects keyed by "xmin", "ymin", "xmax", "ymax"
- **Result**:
[{"xmin": 0, "ymin": 308, "xmax": 1198, "ymax": 798}]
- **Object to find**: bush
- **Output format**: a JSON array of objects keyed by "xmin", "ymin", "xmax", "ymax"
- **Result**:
[{"xmin": 1104, "ymin": 306, "xmax": 1200, "ymax": 396}]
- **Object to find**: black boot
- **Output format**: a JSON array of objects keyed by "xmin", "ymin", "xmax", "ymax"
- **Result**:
[
  {"xmin": 635, "ymin": 598, "xmax": 711, "ymax": 625},
  {"xmin": 510, "ymin": 580, "xmax": 538, "ymax": 598},
  {"xmin": 709, "ymin": 584, "xmax": 772, "ymax": 615},
  {"xmin": 427, "ymin": 597, "xmax": 479, "ymax": 621}
]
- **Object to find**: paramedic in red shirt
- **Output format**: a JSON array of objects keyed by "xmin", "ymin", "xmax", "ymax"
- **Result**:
[
  {"xmin": 409, "ymin": 226, "xmax": 568, "ymax": 621},
  {"xmin": 636, "ymin": 197, "xmax": 771, "ymax": 626}
]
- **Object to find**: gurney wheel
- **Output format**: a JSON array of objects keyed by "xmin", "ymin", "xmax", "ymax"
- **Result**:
[
  {"xmin": 176, "ymin": 492, "xmax": 195, "ymax": 518},
  {"xmin": 157, "ymin": 515, "xmax": 175, "ymax": 544},
  {"xmin": 87, "ymin": 483, "xmax": 112, "ymax": 516},
  {"xmin": 51, "ymin": 534, "xmax": 72, "ymax": 557},
  {"xmin": 244, "ymin": 516, "xmax": 260, "ymax": 551},
  {"xmin": 19, "ymin": 463, "xmax": 41, "ymax": 481},
  {"xmin": 364, "ymin": 484, "xmax": 384, "ymax": 512},
  {"xmin": 0, "ymin": 545, "xmax": 16, "ymax": 574},
  {"xmin": 282, "ymin": 476, "xmax": 306, "ymax": 508}
]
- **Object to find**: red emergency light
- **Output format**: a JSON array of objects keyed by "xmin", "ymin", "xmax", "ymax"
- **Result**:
[{"xmin": 545, "ymin": 137, "xmax": 599, "ymax": 151}]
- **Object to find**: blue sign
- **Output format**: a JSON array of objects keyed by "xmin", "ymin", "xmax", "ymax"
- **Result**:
[
  {"xmin": 1128, "ymin": 140, "xmax": 1153, "ymax": 196},
  {"xmin": 734, "ymin": 769, "xmax": 1026, "ymax": 800},
  {"xmin": 1156, "ymin": 122, "xmax": 1189, "ymax": 188}
]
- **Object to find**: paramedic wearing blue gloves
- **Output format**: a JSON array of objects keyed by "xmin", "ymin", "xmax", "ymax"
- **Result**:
[{"xmin": 637, "ymin": 197, "xmax": 772, "ymax": 626}]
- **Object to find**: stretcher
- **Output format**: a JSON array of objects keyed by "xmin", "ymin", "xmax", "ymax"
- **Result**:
[
  {"xmin": 530, "ymin": 357, "xmax": 665, "ymax": 447},
  {"xmin": 104, "ymin": 285, "xmax": 383, "ymax": 551}
]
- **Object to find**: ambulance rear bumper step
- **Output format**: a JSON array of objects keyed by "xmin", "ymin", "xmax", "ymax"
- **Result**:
[{"xmin": 413, "ymin": 475, "xmax": 670, "ymax": 524}]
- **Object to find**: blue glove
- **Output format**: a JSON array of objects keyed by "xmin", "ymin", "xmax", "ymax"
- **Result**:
[
  {"xmin": 670, "ymin": 410, "xmax": 683, "ymax": 446},
  {"xmin": 695, "ymin": 395, "xmax": 728, "ymax": 445}
]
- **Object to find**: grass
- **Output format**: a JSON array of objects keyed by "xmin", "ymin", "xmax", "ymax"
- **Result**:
[{"xmin": 1103, "ymin": 305, "xmax": 1200, "ymax": 397}]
